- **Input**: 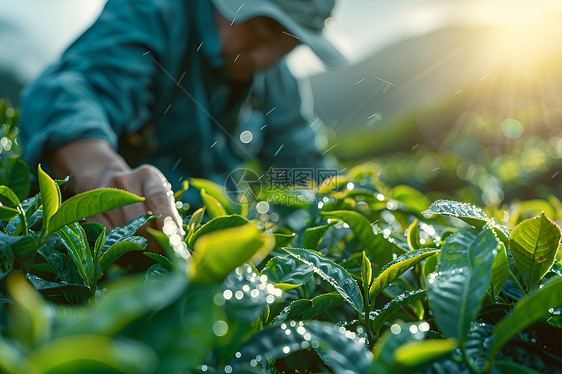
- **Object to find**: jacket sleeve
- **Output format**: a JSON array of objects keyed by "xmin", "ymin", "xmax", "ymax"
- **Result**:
[
  {"xmin": 254, "ymin": 61, "xmax": 328, "ymax": 174},
  {"xmin": 19, "ymin": 0, "xmax": 182, "ymax": 168}
]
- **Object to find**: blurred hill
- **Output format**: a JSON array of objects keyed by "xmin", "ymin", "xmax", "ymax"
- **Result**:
[{"xmin": 310, "ymin": 12, "xmax": 562, "ymax": 160}]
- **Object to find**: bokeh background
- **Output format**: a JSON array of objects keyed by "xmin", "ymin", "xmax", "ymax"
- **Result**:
[{"xmin": 2, "ymin": 0, "xmax": 562, "ymax": 210}]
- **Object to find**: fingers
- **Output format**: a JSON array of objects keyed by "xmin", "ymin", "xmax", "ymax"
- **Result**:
[{"xmin": 85, "ymin": 164, "xmax": 183, "ymax": 235}]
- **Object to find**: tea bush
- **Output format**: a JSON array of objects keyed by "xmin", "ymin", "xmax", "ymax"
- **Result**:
[{"xmin": 0, "ymin": 100, "xmax": 561, "ymax": 373}]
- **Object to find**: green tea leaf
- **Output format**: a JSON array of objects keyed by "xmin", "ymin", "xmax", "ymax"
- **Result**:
[
  {"xmin": 200, "ymin": 188, "xmax": 227, "ymax": 219},
  {"xmin": 231, "ymin": 320, "xmax": 372, "ymax": 374},
  {"xmin": 0, "ymin": 246, "xmax": 13, "ymax": 280},
  {"xmin": 321, "ymin": 210, "xmax": 393, "ymax": 265},
  {"xmin": 6, "ymin": 273, "xmax": 51, "ymax": 348},
  {"xmin": 0, "ymin": 185, "xmax": 21, "ymax": 207},
  {"xmin": 143, "ymin": 252, "xmax": 175, "ymax": 270},
  {"xmin": 407, "ymin": 220, "xmax": 421, "ymax": 251},
  {"xmin": 362, "ymin": 251, "xmax": 373, "ymax": 287},
  {"xmin": 371, "ymin": 289, "xmax": 427, "ymax": 336},
  {"xmin": 101, "ymin": 215, "xmax": 153, "ymax": 253},
  {"xmin": 491, "ymin": 242, "xmax": 509, "ymax": 297},
  {"xmin": 187, "ymin": 214, "xmax": 249, "ymax": 248},
  {"xmin": 98, "ymin": 239, "xmax": 146, "ymax": 275},
  {"xmin": 47, "ymin": 189, "xmax": 144, "ymax": 236},
  {"xmin": 424, "ymin": 200, "xmax": 510, "ymax": 244},
  {"xmin": 302, "ymin": 222, "xmax": 335, "ymax": 250},
  {"xmin": 369, "ymin": 248, "xmax": 438, "ymax": 301},
  {"xmin": 190, "ymin": 177, "xmax": 232, "ymax": 214},
  {"xmin": 509, "ymin": 213, "xmax": 561, "ymax": 292},
  {"xmin": 260, "ymin": 256, "xmax": 314, "ymax": 291},
  {"xmin": 186, "ymin": 206, "xmax": 205, "ymax": 241},
  {"xmin": 38, "ymin": 245, "xmax": 82, "ymax": 284},
  {"xmin": 192, "ymin": 224, "xmax": 275, "ymax": 283},
  {"xmin": 427, "ymin": 229, "xmax": 498, "ymax": 342},
  {"xmin": 25, "ymin": 335, "xmax": 158, "ymax": 374},
  {"xmin": 490, "ymin": 276, "xmax": 562, "ymax": 357},
  {"xmin": 0, "ymin": 157, "xmax": 30, "ymax": 202},
  {"xmin": 391, "ymin": 185, "xmax": 430, "ymax": 214},
  {"xmin": 394, "ymin": 339, "xmax": 457, "ymax": 368},
  {"xmin": 273, "ymin": 293, "xmax": 345, "ymax": 324},
  {"xmin": 0, "ymin": 206, "xmax": 19, "ymax": 221},
  {"xmin": 38, "ymin": 164, "xmax": 60, "ymax": 236},
  {"xmin": 284, "ymin": 248, "xmax": 364, "ymax": 312},
  {"xmin": 372, "ymin": 321, "xmax": 455, "ymax": 374},
  {"xmin": 26, "ymin": 274, "xmax": 92, "ymax": 299},
  {"xmin": 0, "ymin": 232, "xmax": 36, "ymax": 263},
  {"xmin": 57, "ymin": 223, "xmax": 94, "ymax": 287}
]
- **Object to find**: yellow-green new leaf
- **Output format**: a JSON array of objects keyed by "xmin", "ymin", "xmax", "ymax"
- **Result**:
[
  {"xmin": 191, "ymin": 224, "xmax": 274, "ymax": 283},
  {"xmin": 394, "ymin": 339, "xmax": 457, "ymax": 367},
  {"xmin": 491, "ymin": 242, "xmax": 508, "ymax": 297},
  {"xmin": 362, "ymin": 251, "xmax": 373, "ymax": 287},
  {"xmin": 38, "ymin": 164, "xmax": 61, "ymax": 236},
  {"xmin": 510, "ymin": 212, "xmax": 561, "ymax": 292},
  {"xmin": 369, "ymin": 248, "xmax": 438, "ymax": 301},
  {"xmin": 200, "ymin": 188, "xmax": 227, "ymax": 219},
  {"xmin": 47, "ymin": 188, "xmax": 144, "ymax": 236},
  {"xmin": 407, "ymin": 220, "xmax": 421, "ymax": 251}
]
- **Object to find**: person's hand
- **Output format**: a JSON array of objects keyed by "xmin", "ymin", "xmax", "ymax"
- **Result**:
[{"xmin": 47, "ymin": 139, "xmax": 183, "ymax": 237}]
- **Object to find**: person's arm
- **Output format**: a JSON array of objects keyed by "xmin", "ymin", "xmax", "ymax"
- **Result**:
[
  {"xmin": 47, "ymin": 139, "xmax": 182, "ymax": 231},
  {"xmin": 20, "ymin": 0, "xmax": 188, "ymax": 232}
]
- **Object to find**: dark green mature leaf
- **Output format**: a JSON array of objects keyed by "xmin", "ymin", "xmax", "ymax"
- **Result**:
[
  {"xmin": 26, "ymin": 274, "xmax": 92, "ymax": 298},
  {"xmin": 144, "ymin": 252, "xmax": 174, "ymax": 270},
  {"xmin": 101, "ymin": 215, "xmax": 154, "ymax": 253},
  {"xmin": 38, "ymin": 245, "xmax": 82, "ymax": 284},
  {"xmin": 424, "ymin": 200, "xmax": 510, "ymax": 244},
  {"xmin": 0, "ymin": 157, "xmax": 30, "ymax": 202},
  {"xmin": 490, "ymin": 276, "xmax": 562, "ymax": 357},
  {"xmin": 187, "ymin": 214, "xmax": 249, "ymax": 248},
  {"xmin": 273, "ymin": 293, "xmax": 345, "ymax": 324},
  {"xmin": 260, "ymin": 256, "xmax": 313, "ymax": 291},
  {"xmin": 98, "ymin": 239, "xmax": 147, "ymax": 275},
  {"xmin": 302, "ymin": 222, "xmax": 335, "ymax": 250},
  {"xmin": 232, "ymin": 320, "xmax": 372, "ymax": 374},
  {"xmin": 47, "ymin": 189, "xmax": 145, "ymax": 236},
  {"xmin": 371, "ymin": 322, "xmax": 456, "ymax": 374},
  {"xmin": 284, "ymin": 248, "xmax": 364, "ymax": 312},
  {"xmin": 0, "ymin": 232, "xmax": 36, "ymax": 263},
  {"xmin": 427, "ymin": 229, "xmax": 498, "ymax": 342},
  {"xmin": 58, "ymin": 223, "xmax": 93, "ymax": 287},
  {"xmin": 369, "ymin": 248, "xmax": 438, "ymax": 301},
  {"xmin": 0, "ymin": 246, "xmax": 13, "ymax": 280},
  {"xmin": 509, "ymin": 213, "xmax": 561, "ymax": 292},
  {"xmin": 371, "ymin": 289, "xmax": 427, "ymax": 336},
  {"xmin": 321, "ymin": 210, "xmax": 393, "ymax": 265}
]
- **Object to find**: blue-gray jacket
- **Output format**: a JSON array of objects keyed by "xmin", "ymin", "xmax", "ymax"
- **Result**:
[{"xmin": 19, "ymin": 0, "xmax": 325, "ymax": 191}]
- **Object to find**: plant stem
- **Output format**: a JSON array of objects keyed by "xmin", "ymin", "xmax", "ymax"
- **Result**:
[{"xmin": 362, "ymin": 284, "xmax": 376, "ymax": 350}]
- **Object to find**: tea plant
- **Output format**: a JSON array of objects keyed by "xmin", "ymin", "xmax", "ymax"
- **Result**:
[{"xmin": 0, "ymin": 100, "xmax": 561, "ymax": 373}]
